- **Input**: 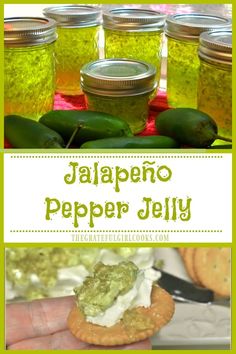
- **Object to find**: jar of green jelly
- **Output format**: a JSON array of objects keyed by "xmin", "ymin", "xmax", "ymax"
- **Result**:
[
  {"xmin": 44, "ymin": 5, "xmax": 102, "ymax": 96},
  {"xmin": 103, "ymin": 8, "xmax": 165, "ymax": 88},
  {"xmin": 165, "ymin": 13, "xmax": 231, "ymax": 108},
  {"xmin": 4, "ymin": 17, "xmax": 57, "ymax": 120},
  {"xmin": 198, "ymin": 30, "xmax": 232, "ymax": 144},
  {"xmin": 81, "ymin": 59, "xmax": 156, "ymax": 134}
]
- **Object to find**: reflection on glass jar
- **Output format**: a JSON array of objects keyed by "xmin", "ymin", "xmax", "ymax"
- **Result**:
[
  {"xmin": 84, "ymin": 93, "xmax": 152, "ymax": 135},
  {"xmin": 103, "ymin": 8, "xmax": 165, "ymax": 87},
  {"xmin": 198, "ymin": 30, "xmax": 232, "ymax": 144},
  {"xmin": 165, "ymin": 13, "xmax": 231, "ymax": 108},
  {"xmin": 44, "ymin": 5, "xmax": 102, "ymax": 96},
  {"xmin": 81, "ymin": 59, "xmax": 157, "ymax": 134},
  {"xmin": 4, "ymin": 17, "xmax": 57, "ymax": 120}
]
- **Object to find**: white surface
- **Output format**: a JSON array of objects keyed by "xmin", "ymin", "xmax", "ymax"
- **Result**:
[
  {"xmin": 153, "ymin": 248, "xmax": 231, "ymax": 347},
  {"xmin": 152, "ymin": 302, "xmax": 230, "ymax": 347}
]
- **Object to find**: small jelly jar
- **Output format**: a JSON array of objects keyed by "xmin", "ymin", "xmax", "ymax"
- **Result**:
[
  {"xmin": 165, "ymin": 13, "xmax": 231, "ymax": 108},
  {"xmin": 81, "ymin": 59, "xmax": 156, "ymax": 134},
  {"xmin": 44, "ymin": 5, "xmax": 102, "ymax": 95},
  {"xmin": 198, "ymin": 30, "xmax": 232, "ymax": 143},
  {"xmin": 4, "ymin": 17, "xmax": 57, "ymax": 120},
  {"xmin": 103, "ymin": 8, "xmax": 165, "ymax": 87}
]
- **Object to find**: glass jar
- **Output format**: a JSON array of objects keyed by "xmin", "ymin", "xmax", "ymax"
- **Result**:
[
  {"xmin": 165, "ymin": 13, "xmax": 231, "ymax": 108},
  {"xmin": 80, "ymin": 59, "xmax": 156, "ymax": 134},
  {"xmin": 44, "ymin": 5, "xmax": 102, "ymax": 95},
  {"xmin": 198, "ymin": 30, "xmax": 232, "ymax": 144},
  {"xmin": 4, "ymin": 17, "xmax": 57, "ymax": 120},
  {"xmin": 103, "ymin": 8, "xmax": 165, "ymax": 87}
]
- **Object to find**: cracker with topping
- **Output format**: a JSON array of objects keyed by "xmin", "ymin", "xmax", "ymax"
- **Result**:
[{"xmin": 68, "ymin": 261, "xmax": 175, "ymax": 346}]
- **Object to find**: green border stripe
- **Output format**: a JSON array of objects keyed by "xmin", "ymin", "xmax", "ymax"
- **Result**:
[
  {"xmin": 3, "ymin": 0, "xmax": 232, "ymax": 4},
  {"xmin": 5, "ymin": 243, "xmax": 232, "ymax": 248},
  {"xmin": 4, "ymin": 149, "xmax": 232, "ymax": 154},
  {"xmin": 2, "ymin": 1, "xmax": 234, "ymax": 352},
  {"xmin": 9, "ymin": 229, "xmax": 223, "ymax": 233}
]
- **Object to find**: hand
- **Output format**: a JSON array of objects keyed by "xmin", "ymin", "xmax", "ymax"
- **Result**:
[{"xmin": 6, "ymin": 296, "xmax": 152, "ymax": 350}]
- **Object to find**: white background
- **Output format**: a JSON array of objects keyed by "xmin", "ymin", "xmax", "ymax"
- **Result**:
[{"xmin": 4, "ymin": 153, "xmax": 232, "ymax": 243}]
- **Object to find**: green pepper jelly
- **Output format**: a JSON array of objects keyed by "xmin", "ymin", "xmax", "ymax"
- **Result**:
[
  {"xmin": 74, "ymin": 262, "xmax": 138, "ymax": 317},
  {"xmin": 4, "ymin": 17, "xmax": 57, "ymax": 120},
  {"xmin": 81, "ymin": 59, "xmax": 156, "ymax": 134},
  {"xmin": 165, "ymin": 13, "xmax": 231, "ymax": 108},
  {"xmin": 198, "ymin": 30, "xmax": 232, "ymax": 144},
  {"xmin": 44, "ymin": 5, "xmax": 101, "ymax": 95},
  {"xmin": 103, "ymin": 8, "xmax": 165, "ymax": 87},
  {"xmin": 6, "ymin": 248, "xmax": 145, "ymax": 301},
  {"xmin": 6, "ymin": 247, "xmax": 100, "ymax": 300}
]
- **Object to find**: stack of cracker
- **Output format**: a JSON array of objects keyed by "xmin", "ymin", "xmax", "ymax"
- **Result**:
[{"xmin": 178, "ymin": 248, "xmax": 231, "ymax": 298}]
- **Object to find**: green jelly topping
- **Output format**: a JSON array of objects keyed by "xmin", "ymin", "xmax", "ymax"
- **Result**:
[
  {"xmin": 55, "ymin": 26, "xmax": 100, "ymax": 95},
  {"xmin": 4, "ymin": 44, "xmax": 55, "ymax": 120},
  {"xmin": 6, "ymin": 248, "xmax": 144, "ymax": 301},
  {"xmin": 85, "ymin": 92, "xmax": 152, "ymax": 134},
  {"xmin": 104, "ymin": 29, "xmax": 162, "ymax": 83},
  {"xmin": 6, "ymin": 248, "xmax": 100, "ymax": 299},
  {"xmin": 74, "ymin": 261, "xmax": 138, "ymax": 317},
  {"xmin": 198, "ymin": 60, "xmax": 232, "ymax": 144},
  {"xmin": 167, "ymin": 37, "xmax": 199, "ymax": 108}
]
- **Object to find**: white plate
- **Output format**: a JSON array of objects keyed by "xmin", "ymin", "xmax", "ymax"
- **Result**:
[{"xmin": 152, "ymin": 248, "xmax": 231, "ymax": 349}]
